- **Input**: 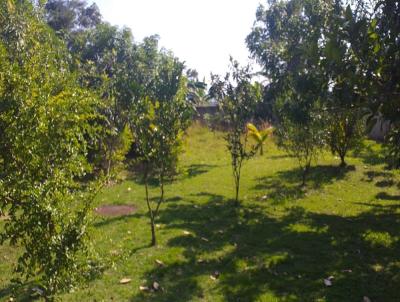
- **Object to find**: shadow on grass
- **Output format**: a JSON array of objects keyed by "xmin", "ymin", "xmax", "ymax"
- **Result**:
[
  {"xmin": 376, "ymin": 192, "xmax": 400, "ymax": 201},
  {"xmin": 130, "ymin": 193, "xmax": 400, "ymax": 302},
  {"xmin": 252, "ymin": 165, "xmax": 354, "ymax": 203},
  {"xmin": 182, "ymin": 164, "xmax": 218, "ymax": 179},
  {"xmin": 0, "ymin": 281, "xmax": 40, "ymax": 302},
  {"xmin": 356, "ymin": 142, "xmax": 387, "ymax": 166}
]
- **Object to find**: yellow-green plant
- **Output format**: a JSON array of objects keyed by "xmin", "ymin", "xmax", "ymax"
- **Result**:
[{"xmin": 247, "ymin": 123, "xmax": 273, "ymax": 155}]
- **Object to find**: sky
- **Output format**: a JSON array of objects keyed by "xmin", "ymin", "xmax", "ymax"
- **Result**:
[{"xmin": 93, "ymin": 0, "xmax": 263, "ymax": 82}]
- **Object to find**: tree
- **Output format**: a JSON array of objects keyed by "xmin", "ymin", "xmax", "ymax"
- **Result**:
[
  {"xmin": 45, "ymin": 0, "xmax": 101, "ymax": 34},
  {"xmin": 247, "ymin": 0, "xmax": 327, "ymax": 185},
  {"xmin": 130, "ymin": 80, "xmax": 191, "ymax": 246},
  {"xmin": 351, "ymin": 0, "xmax": 400, "ymax": 167},
  {"xmin": 186, "ymin": 69, "xmax": 209, "ymax": 106},
  {"xmin": 210, "ymin": 59, "xmax": 262, "ymax": 204},
  {"xmin": 130, "ymin": 47, "xmax": 191, "ymax": 246},
  {"xmin": 322, "ymin": 1, "xmax": 366, "ymax": 167},
  {"xmin": 0, "ymin": 1, "xmax": 102, "ymax": 297}
]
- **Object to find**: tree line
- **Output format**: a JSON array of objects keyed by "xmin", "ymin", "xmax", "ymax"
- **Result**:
[{"xmin": 246, "ymin": 0, "xmax": 400, "ymax": 181}]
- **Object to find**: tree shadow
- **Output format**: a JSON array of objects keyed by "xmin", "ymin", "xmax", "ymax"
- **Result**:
[
  {"xmin": 0, "ymin": 281, "xmax": 38, "ymax": 302},
  {"xmin": 356, "ymin": 142, "xmax": 387, "ymax": 166},
  {"xmin": 253, "ymin": 165, "xmax": 353, "ymax": 204},
  {"xmin": 181, "ymin": 164, "xmax": 218, "ymax": 179},
  {"xmin": 376, "ymin": 192, "xmax": 400, "ymax": 201},
  {"xmin": 130, "ymin": 193, "xmax": 400, "ymax": 301}
]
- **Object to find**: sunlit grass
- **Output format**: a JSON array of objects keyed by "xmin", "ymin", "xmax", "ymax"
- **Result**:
[{"xmin": 1, "ymin": 123, "xmax": 399, "ymax": 301}]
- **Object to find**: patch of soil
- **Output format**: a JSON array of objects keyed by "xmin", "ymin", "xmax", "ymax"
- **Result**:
[{"xmin": 95, "ymin": 204, "xmax": 137, "ymax": 217}]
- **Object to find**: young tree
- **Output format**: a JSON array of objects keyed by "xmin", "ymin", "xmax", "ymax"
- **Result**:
[
  {"xmin": 210, "ymin": 59, "xmax": 262, "ymax": 204},
  {"xmin": 322, "ymin": 2, "xmax": 366, "ymax": 166},
  {"xmin": 0, "ymin": 1, "xmax": 102, "ymax": 297},
  {"xmin": 130, "ymin": 49, "xmax": 191, "ymax": 246}
]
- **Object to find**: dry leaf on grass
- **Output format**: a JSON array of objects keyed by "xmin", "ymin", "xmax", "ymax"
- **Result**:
[
  {"xmin": 139, "ymin": 285, "xmax": 149, "ymax": 291},
  {"xmin": 152, "ymin": 281, "xmax": 161, "ymax": 291},
  {"xmin": 323, "ymin": 276, "xmax": 334, "ymax": 287},
  {"xmin": 210, "ymin": 271, "xmax": 220, "ymax": 281},
  {"xmin": 200, "ymin": 237, "xmax": 209, "ymax": 242},
  {"xmin": 119, "ymin": 278, "xmax": 131, "ymax": 284},
  {"xmin": 155, "ymin": 259, "xmax": 165, "ymax": 266},
  {"xmin": 183, "ymin": 230, "xmax": 191, "ymax": 235},
  {"xmin": 363, "ymin": 297, "xmax": 371, "ymax": 302}
]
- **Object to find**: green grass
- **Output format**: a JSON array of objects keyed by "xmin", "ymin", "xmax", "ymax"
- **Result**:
[{"xmin": 1, "ymin": 124, "xmax": 400, "ymax": 301}]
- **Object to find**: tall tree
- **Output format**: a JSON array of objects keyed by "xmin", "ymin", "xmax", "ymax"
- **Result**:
[{"xmin": 247, "ymin": 0, "xmax": 327, "ymax": 184}]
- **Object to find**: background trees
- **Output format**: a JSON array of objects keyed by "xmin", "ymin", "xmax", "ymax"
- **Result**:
[{"xmin": 247, "ymin": 0, "xmax": 399, "ymax": 175}]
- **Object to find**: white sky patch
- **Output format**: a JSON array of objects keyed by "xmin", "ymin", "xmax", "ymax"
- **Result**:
[{"xmin": 93, "ymin": 0, "xmax": 262, "ymax": 82}]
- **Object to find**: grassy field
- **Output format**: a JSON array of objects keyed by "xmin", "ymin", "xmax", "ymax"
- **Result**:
[{"xmin": 1, "ymin": 124, "xmax": 400, "ymax": 302}]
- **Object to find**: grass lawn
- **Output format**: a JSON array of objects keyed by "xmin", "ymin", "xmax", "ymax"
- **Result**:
[{"xmin": 1, "ymin": 124, "xmax": 400, "ymax": 301}]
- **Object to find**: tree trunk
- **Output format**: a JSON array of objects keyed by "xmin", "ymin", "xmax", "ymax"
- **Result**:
[
  {"xmin": 144, "ymin": 171, "xmax": 157, "ymax": 247},
  {"xmin": 339, "ymin": 154, "xmax": 347, "ymax": 167},
  {"xmin": 301, "ymin": 165, "xmax": 309, "ymax": 187},
  {"xmin": 150, "ymin": 216, "xmax": 156, "ymax": 246}
]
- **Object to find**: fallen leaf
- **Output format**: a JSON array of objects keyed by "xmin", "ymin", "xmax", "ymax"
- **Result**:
[
  {"xmin": 139, "ymin": 285, "xmax": 149, "ymax": 291},
  {"xmin": 342, "ymin": 269, "xmax": 352, "ymax": 273},
  {"xmin": 218, "ymin": 230, "xmax": 224, "ymax": 234},
  {"xmin": 152, "ymin": 281, "xmax": 160, "ymax": 291},
  {"xmin": 323, "ymin": 276, "xmax": 334, "ymax": 287},
  {"xmin": 119, "ymin": 278, "xmax": 131, "ymax": 284},
  {"xmin": 183, "ymin": 231, "xmax": 191, "ymax": 235},
  {"xmin": 200, "ymin": 237, "xmax": 209, "ymax": 242},
  {"xmin": 261, "ymin": 195, "xmax": 268, "ymax": 200},
  {"xmin": 210, "ymin": 271, "xmax": 220, "ymax": 281},
  {"xmin": 155, "ymin": 259, "xmax": 165, "ymax": 266},
  {"xmin": 363, "ymin": 297, "xmax": 371, "ymax": 302}
]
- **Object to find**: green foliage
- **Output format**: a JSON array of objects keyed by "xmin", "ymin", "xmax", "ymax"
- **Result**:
[
  {"xmin": 130, "ymin": 78, "xmax": 191, "ymax": 246},
  {"xmin": 247, "ymin": 0, "xmax": 327, "ymax": 185},
  {"xmin": 326, "ymin": 108, "xmax": 366, "ymax": 166},
  {"xmin": 210, "ymin": 59, "xmax": 262, "ymax": 204},
  {"xmin": 275, "ymin": 106, "xmax": 326, "ymax": 186},
  {"xmin": 0, "ymin": 1, "xmax": 103, "ymax": 297}
]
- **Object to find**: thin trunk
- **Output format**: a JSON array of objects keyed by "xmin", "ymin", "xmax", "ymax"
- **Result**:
[
  {"xmin": 339, "ymin": 154, "xmax": 347, "ymax": 167},
  {"xmin": 301, "ymin": 164, "xmax": 310, "ymax": 187},
  {"xmin": 235, "ymin": 176, "xmax": 240, "ymax": 205},
  {"xmin": 144, "ymin": 170, "xmax": 157, "ymax": 246}
]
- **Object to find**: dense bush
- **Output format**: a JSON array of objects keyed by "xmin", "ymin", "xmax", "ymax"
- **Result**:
[{"xmin": 0, "ymin": 1, "xmax": 103, "ymax": 297}]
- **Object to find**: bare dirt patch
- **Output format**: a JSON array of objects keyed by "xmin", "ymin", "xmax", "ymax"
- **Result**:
[{"xmin": 95, "ymin": 204, "xmax": 137, "ymax": 217}]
